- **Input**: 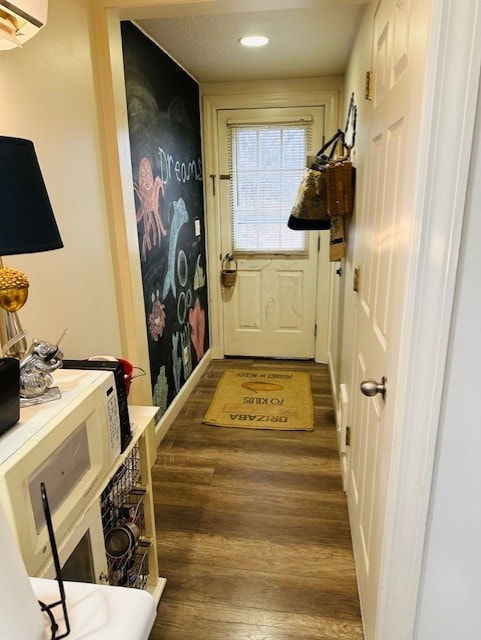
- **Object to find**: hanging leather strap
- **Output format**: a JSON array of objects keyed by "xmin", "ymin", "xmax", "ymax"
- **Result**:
[
  {"xmin": 314, "ymin": 128, "xmax": 345, "ymax": 160},
  {"xmin": 343, "ymin": 93, "xmax": 357, "ymax": 154}
]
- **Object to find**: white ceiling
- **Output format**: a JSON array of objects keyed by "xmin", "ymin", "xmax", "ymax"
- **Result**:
[{"xmin": 134, "ymin": 0, "xmax": 367, "ymax": 84}]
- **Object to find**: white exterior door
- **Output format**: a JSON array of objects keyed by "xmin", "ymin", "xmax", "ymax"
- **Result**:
[
  {"xmin": 217, "ymin": 107, "xmax": 324, "ymax": 358},
  {"xmin": 347, "ymin": 0, "xmax": 430, "ymax": 637}
]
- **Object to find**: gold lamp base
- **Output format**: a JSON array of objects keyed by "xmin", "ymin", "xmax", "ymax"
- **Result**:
[
  {"xmin": 0, "ymin": 287, "xmax": 28, "ymax": 313},
  {"xmin": 0, "ymin": 265, "xmax": 29, "ymax": 358},
  {"xmin": 0, "ymin": 307, "xmax": 28, "ymax": 358}
]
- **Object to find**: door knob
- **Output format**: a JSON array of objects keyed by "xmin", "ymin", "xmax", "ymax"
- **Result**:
[{"xmin": 360, "ymin": 377, "xmax": 387, "ymax": 399}]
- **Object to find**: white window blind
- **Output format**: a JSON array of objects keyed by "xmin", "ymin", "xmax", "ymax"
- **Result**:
[{"xmin": 228, "ymin": 120, "xmax": 310, "ymax": 252}]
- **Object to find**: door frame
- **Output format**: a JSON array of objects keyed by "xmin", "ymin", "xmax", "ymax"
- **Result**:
[
  {"xmin": 216, "ymin": 104, "xmax": 326, "ymax": 359},
  {"xmin": 201, "ymin": 80, "xmax": 342, "ymax": 361}
]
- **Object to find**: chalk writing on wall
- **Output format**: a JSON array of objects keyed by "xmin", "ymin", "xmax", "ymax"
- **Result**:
[{"xmin": 121, "ymin": 21, "xmax": 209, "ymax": 415}]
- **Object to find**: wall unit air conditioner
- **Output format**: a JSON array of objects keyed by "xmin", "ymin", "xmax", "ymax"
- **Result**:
[{"xmin": 0, "ymin": 1, "xmax": 48, "ymax": 50}]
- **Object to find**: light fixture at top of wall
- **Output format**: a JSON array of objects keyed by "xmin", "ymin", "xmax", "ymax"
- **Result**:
[{"xmin": 240, "ymin": 35, "xmax": 269, "ymax": 47}]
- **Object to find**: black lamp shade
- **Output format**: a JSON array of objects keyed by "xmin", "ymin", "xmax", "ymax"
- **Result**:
[{"xmin": 0, "ymin": 136, "xmax": 63, "ymax": 256}]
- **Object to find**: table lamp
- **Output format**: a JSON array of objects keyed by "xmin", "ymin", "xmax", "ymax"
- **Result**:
[{"xmin": 0, "ymin": 136, "xmax": 63, "ymax": 357}]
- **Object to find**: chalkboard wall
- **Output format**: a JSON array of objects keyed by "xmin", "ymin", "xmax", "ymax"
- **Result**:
[{"xmin": 121, "ymin": 21, "xmax": 209, "ymax": 415}]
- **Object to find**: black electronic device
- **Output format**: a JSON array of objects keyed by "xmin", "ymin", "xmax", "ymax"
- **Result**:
[
  {"xmin": 0, "ymin": 357, "xmax": 20, "ymax": 436},
  {"xmin": 61, "ymin": 359, "xmax": 131, "ymax": 452}
]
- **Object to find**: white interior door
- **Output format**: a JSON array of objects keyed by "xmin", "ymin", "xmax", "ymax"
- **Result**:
[
  {"xmin": 217, "ymin": 107, "xmax": 324, "ymax": 358},
  {"xmin": 347, "ymin": 0, "xmax": 430, "ymax": 637}
]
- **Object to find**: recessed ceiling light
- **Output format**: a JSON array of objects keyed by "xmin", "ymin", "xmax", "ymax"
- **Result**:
[{"xmin": 240, "ymin": 36, "xmax": 269, "ymax": 48}]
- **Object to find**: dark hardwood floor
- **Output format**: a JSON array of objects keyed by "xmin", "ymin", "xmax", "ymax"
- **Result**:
[{"xmin": 149, "ymin": 358, "xmax": 364, "ymax": 640}]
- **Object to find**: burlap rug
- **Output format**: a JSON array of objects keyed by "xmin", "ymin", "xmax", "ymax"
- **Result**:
[{"xmin": 203, "ymin": 369, "xmax": 314, "ymax": 431}]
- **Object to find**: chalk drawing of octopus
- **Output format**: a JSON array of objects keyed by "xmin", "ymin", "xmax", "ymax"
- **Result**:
[{"xmin": 134, "ymin": 157, "xmax": 167, "ymax": 261}]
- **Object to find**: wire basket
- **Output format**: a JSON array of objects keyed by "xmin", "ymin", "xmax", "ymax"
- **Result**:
[
  {"xmin": 129, "ymin": 541, "xmax": 150, "ymax": 590},
  {"xmin": 100, "ymin": 446, "xmax": 150, "ymax": 589},
  {"xmin": 101, "ymin": 445, "xmax": 141, "ymax": 511},
  {"xmin": 104, "ymin": 538, "xmax": 150, "ymax": 588}
]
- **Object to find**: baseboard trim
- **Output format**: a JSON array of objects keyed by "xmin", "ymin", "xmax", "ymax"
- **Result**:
[
  {"xmin": 327, "ymin": 350, "xmax": 349, "ymax": 488},
  {"xmin": 327, "ymin": 350, "xmax": 339, "ymax": 422}
]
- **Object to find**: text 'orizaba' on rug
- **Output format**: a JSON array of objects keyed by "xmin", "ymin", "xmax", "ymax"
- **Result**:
[{"xmin": 203, "ymin": 369, "xmax": 314, "ymax": 431}]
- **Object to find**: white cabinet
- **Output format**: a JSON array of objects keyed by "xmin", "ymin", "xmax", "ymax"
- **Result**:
[{"xmin": 0, "ymin": 370, "xmax": 165, "ymax": 603}]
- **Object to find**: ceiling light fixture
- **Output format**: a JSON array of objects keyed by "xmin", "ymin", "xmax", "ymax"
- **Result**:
[{"xmin": 240, "ymin": 35, "xmax": 269, "ymax": 48}]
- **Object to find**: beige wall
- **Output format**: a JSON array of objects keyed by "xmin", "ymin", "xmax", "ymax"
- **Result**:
[{"xmin": 0, "ymin": 0, "xmax": 122, "ymax": 359}]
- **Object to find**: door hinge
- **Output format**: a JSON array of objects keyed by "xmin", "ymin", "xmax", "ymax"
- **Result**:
[
  {"xmin": 209, "ymin": 174, "xmax": 216, "ymax": 196},
  {"xmin": 346, "ymin": 426, "xmax": 351, "ymax": 447},
  {"xmin": 365, "ymin": 71, "xmax": 373, "ymax": 100},
  {"xmin": 353, "ymin": 267, "xmax": 360, "ymax": 292},
  {"xmin": 314, "ymin": 324, "xmax": 317, "ymax": 338},
  {"xmin": 317, "ymin": 236, "xmax": 321, "ymax": 252}
]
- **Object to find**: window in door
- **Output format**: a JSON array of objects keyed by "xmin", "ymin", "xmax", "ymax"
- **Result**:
[{"xmin": 227, "ymin": 120, "xmax": 311, "ymax": 253}]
